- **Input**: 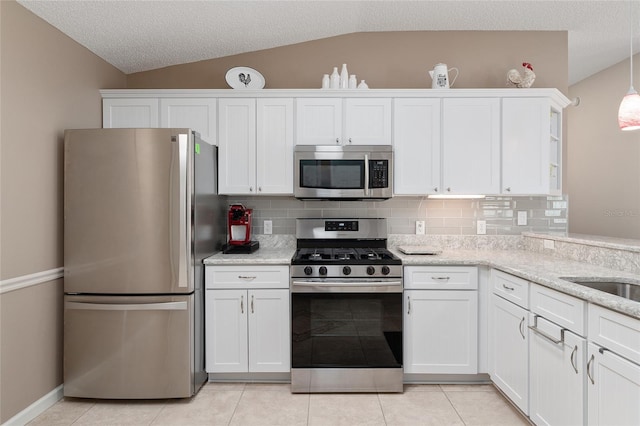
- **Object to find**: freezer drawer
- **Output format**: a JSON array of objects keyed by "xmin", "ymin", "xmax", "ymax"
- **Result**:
[{"xmin": 64, "ymin": 294, "xmax": 196, "ymax": 399}]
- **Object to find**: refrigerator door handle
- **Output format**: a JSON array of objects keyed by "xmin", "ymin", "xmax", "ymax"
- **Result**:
[
  {"xmin": 65, "ymin": 301, "xmax": 188, "ymax": 311},
  {"xmin": 172, "ymin": 134, "xmax": 189, "ymax": 289}
]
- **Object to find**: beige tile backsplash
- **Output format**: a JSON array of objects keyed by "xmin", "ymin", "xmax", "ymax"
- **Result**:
[{"xmin": 226, "ymin": 195, "xmax": 568, "ymax": 236}]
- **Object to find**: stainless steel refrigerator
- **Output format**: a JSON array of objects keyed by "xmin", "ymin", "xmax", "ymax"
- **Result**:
[{"xmin": 63, "ymin": 128, "xmax": 225, "ymax": 399}]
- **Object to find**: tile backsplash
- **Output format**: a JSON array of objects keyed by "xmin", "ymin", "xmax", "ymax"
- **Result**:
[{"xmin": 226, "ymin": 195, "xmax": 568, "ymax": 236}]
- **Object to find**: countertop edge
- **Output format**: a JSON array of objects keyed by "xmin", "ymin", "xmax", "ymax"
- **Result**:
[{"xmin": 203, "ymin": 248, "xmax": 640, "ymax": 320}]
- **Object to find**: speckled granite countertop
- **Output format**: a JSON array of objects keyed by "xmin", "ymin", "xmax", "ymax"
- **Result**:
[
  {"xmin": 394, "ymin": 249, "xmax": 640, "ymax": 320},
  {"xmin": 204, "ymin": 248, "xmax": 295, "ymax": 265},
  {"xmin": 203, "ymin": 246, "xmax": 640, "ymax": 320}
]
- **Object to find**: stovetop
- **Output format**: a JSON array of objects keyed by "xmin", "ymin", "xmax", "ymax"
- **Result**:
[
  {"xmin": 292, "ymin": 247, "xmax": 401, "ymax": 265},
  {"xmin": 291, "ymin": 218, "xmax": 402, "ymax": 278}
]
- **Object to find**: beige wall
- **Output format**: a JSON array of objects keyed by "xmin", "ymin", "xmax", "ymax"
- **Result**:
[
  {"xmin": 0, "ymin": 1, "xmax": 126, "ymax": 422},
  {"xmin": 568, "ymin": 54, "xmax": 640, "ymax": 239},
  {"xmin": 127, "ymin": 31, "xmax": 568, "ymax": 91}
]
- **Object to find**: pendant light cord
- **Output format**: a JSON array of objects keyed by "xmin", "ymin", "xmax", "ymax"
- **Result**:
[{"xmin": 630, "ymin": 0, "xmax": 634, "ymax": 90}]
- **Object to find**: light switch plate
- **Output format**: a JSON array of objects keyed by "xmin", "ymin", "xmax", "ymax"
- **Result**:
[
  {"xmin": 415, "ymin": 220, "xmax": 425, "ymax": 235},
  {"xmin": 477, "ymin": 220, "xmax": 486, "ymax": 235},
  {"xmin": 517, "ymin": 211, "xmax": 528, "ymax": 226},
  {"xmin": 264, "ymin": 220, "xmax": 273, "ymax": 235}
]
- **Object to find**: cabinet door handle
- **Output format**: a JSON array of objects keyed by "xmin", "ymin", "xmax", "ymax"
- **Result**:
[
  {"xmin": 238, "ymin": 275, "xmax": 257, "ymax": 281},
  {"xmin": 502, "ymin": 284, "xmax": 515, "ymax": 291},
  {"xmin": 251, "ymin": 294, "xmax": 254, "ymax": 313},
  {"xmin": 587, "ymin": 354, "xmax": 595, "ymax": 384},
  {"xmin": 348, "ymin": 138, "xmax": 352, "ymax": 144},
  {"xmin": 570, "ymin": 345, "xmax": 579, "ymax": 374},
  {"xmin": 434, "ymin": 187, "xmax": 438, "ymax": 192},
  {"xmin": 528, "ymin": 314, "xmax": 565, "ymax": 344},
  {"xmin": 447, "ymin": 187, "xmax": 451, "ymax": 192},
  {"xmin": 431, "ymin": 276, "xmax": 450, "ymax": 281},
  {"xmin": 249, "ymin": 186, "xmax": 253, "ymax": 192},
  {"xmin": 258, "ymin": 187, "xmax": 262, "ymax": 192},
  {"xmin": 336, "ymin": 138, "xmax": 340, "ymax": 144},
  {"xmin": 407, "ymin": 295, "xmax": 411, "ymax": 315},
  {"xmin": 505, "ymin": 187, "xmax": 511, "ymax": 192},
  {"xmin": 519, "ymin": 316, "xmax": 526, "ymax": 339},
  {"xmin": 240, "ymin": 295, "xmax": 244, "ymax": 314}
]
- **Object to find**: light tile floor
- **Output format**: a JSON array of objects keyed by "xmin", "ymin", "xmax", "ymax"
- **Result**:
[{"xmin": 28, "ymin": 383, "xmax": 530, "ymax": 425}]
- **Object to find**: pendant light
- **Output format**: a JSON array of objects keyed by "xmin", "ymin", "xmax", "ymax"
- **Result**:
[{"xmin": 618, "ymin": 1, "xmax": 640, "ymax": 131}]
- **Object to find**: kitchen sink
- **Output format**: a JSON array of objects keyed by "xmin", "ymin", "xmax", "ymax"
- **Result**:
[{"xmin": 559, "ymin": 277, "xmax": 640, "ymax": 302}]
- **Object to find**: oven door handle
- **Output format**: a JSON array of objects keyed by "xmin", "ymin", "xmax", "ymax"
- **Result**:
[{"xmin": 291, "ymin": 280, "xmax": 403, "ymax": 293}]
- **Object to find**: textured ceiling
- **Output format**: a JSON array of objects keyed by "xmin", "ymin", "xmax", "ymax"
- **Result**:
[{"xmin": 16, "ymin": 0, "xmax": 640, "ymax": 84}]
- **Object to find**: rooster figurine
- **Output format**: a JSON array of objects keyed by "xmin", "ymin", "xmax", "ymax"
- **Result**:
[{"xmin": 507, "ymin": 62, "xmax": 536, "ymax": 88}]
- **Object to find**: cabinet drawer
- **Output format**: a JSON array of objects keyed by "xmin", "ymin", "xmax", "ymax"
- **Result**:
[
  {"xmin": 404, "ymin": 266, "xmax": 478, "ymax": 290},
  {"xmin": 530, "ymin": 283, "xmax": 586, "ymax": 336},
  {"xmin": 492, "ymin": 269, "xmax": 529, "ymax": 308},
  {"xmin": 205, "ymin": 265, "xmax": 289, "ymax": 289},
  {"xmin": 589, "ymin": 304, "xmax": 640, "ymax": 364}
]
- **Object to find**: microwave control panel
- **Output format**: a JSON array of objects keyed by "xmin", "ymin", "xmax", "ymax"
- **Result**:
[{"xmin": 369, "ymin": 160, "xmax": 389, "ymax": 188}]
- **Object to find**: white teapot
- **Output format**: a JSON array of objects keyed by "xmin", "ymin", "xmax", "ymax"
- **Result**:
[{"xmin": 429, "ymin": 63, "xmax": 459, "ymax": 89}]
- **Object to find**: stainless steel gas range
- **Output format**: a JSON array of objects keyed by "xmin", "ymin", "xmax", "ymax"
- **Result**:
[{"xmin": 290, "ymin": 218, "xmax": 403, "ymax": 393}]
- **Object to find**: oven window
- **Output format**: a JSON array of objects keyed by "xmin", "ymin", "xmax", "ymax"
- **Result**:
[
  {"xmin": 299, "ymin": 160, "xmax": 364, "ymax": 189},
  {"xmin": 291, "ymin": 293, "xmax": 402, "ymax": 368}
]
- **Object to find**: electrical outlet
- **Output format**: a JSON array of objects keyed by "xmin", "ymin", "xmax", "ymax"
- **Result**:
[
  {"xmin": 415, "ymin": 220, "xmax": 425, "ymax": 235},
  {"xmin": 543, "ymin": 239, "xmax": 555, "ymax": 250},
  {"xmin": 264, "ymin": 220, "xmax": 273, "ymax": 235},
  {"xmin": 476, "ymin": 220, "xmax": 486, "ymax": 235},
  {"xmin": 517, "ymin": 211, "xmax": 528, "ymax": 226}
]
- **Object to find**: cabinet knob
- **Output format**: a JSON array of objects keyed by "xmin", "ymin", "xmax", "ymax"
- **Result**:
[
  {"xmin": 258, "ymin": 187, "xmax": 262, "ymax": 192},
  {"xmin": 348, "ymin": 138, "xmax": 352, "ymax": 144},
  {"xmin": 447, "ymin": 187, "xmax": 451, "ymax": 192},
  {"xmin": 434, "ymin": 187, "xmax": 439, "ymax": 192},
  {"xmin": 336, "ymin": 138, "xmax": 340, "ymax": 144},
  {"xmin": 249, "ymin": 186, "xmax": 253, "ymax": 192},
  {"xmin": 505, "ymin": 187, "xmax": 511, "ymax": 192}
]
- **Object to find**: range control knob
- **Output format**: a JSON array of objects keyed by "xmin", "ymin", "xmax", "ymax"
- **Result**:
[
  {"xmin": 381, "ymin": 266, "xmax": 390, "ymax": 275},
  {"xmin": 319, "ymin": 266, "xmax": 328, "ymax": 276},
  {"xmin": 304, "ymin": 266, "xmax": 313, "ymax": 276},
  {"xmin": 342, "ymin": 266, "xmax": 352, "ymax": 276},
  {"xmin": 366, "ymin": 266, "xmax": 376, "ymax": 276}
]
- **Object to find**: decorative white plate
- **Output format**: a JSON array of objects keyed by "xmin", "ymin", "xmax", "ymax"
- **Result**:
[{"xmin": 225, "ymin": 67, "xmax": 265, "ymax": 89}]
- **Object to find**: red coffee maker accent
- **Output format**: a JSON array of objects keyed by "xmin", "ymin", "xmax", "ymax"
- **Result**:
[{"xmin": 228, "ymin": 204, "xmax": 252, "ymax": 245}]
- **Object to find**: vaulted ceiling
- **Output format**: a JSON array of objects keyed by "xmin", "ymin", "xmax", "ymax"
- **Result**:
[{"xmin": 17, "ymin": 0, "xmax": 640, "ymax": 84}]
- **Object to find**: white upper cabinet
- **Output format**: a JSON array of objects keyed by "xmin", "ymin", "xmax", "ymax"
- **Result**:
[
  {"xmin": 218, "ymin": 98, "xmax": 256, "ymax": 194},
  {"xmin": 103, "ymin": 98, "xmax": 159, "ymax": 128},
  {"xmin": 441, "ymin": 98, "xmax": 501, "ymax": 195},
  {"xmin": 393, "ymin": 98, "xmax": 441, "ymax": 195},
  {"xmin": 218, "ymin": 98, "xmax": 293, "ymax": 195},
  {"xmin": 256, "ymin": 98, "xmax": 294, "ymax": 194},
  {"xmin": 296, "ymin": 98, "xmax": 391, "ymax": 145},
  {"xmin": 104, "ymin": 97, "xmax": 216, "ymax": 144},
  {"xmin": 502, "ymin": 98, "xmax": 551, "ymax": 194},
  {"xmin": 343, "ymin": 98, "xmax": 392, "ymax": 145},
  {"xmin": 295, "ymin": 98, "xmax": 342, "ymax": 145},
  {"xmin": 159, "ymin": 98, "xmax": 217, "ymax": 144}
]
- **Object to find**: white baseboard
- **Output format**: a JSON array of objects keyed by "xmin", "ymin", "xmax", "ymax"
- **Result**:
[{"xmin": 3, "ymin": 385, "xmax": 63, "ymax": 426}]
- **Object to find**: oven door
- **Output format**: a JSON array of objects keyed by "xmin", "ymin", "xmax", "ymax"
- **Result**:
[
  {"xmin": 294, "ymin": 146, "xmax": 392, "ymax": 199},
  {"xmin": 290, "ymin": 279, "xmax": 403, "ymax": 392}
]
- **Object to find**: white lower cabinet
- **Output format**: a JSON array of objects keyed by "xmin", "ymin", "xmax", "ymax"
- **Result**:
[
  {"xmin": 587, "ymin": 304, "xmax": 640, "ymax": 425},
  {"xmin": 205, "ymin": 265, "xmax": 290, "ymax": 373},
  {"xmin": 529, "ymin": 316, "xmax": 586, "ymax": 426},
  {"xmin": 403, "ymin": 266, "xmax": 478, "ymax": 374},
  {"xmin": 489, "ymin": 293, "xmax": 530, "ymax": 414},
  {"xmin": 587, "ymin": 342, "xmax": 640, "ymax": 426}
]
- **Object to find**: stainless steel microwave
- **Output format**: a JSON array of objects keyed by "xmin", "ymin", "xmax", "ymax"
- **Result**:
[{"xmin": 294, "ymin": 145, "xmax": 393, "ymax": 200}]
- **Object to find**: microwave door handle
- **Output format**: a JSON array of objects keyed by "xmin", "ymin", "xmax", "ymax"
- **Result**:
[{"xmin": 364, "ymin": 154, "xmax": 369, "ymax": 196}]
